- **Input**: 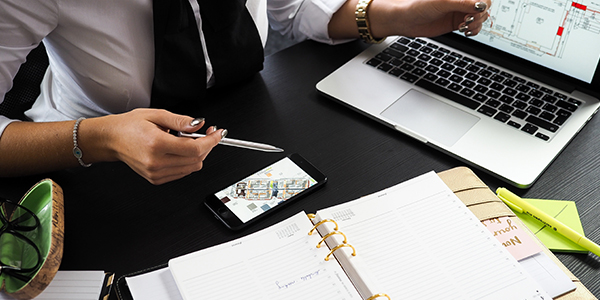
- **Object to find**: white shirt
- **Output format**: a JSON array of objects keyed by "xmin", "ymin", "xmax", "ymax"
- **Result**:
[{"xmin": 0, "ymin": 0, "xmax": 348, "ymax": 137}]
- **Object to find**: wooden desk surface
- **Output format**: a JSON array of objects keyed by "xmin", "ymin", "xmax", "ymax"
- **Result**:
[{"xmin": 1, "ymin": 40, "xmax": 599, "ymax": 298}]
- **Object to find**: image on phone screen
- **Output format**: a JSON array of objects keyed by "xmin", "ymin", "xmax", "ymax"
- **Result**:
[{"xmin": 214, "ymin": 156, "xmax": 318, "ymax": 223}]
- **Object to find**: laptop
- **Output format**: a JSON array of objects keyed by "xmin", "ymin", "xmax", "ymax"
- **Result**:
[{"xmin": 316, "ymin": 1, "xmax": 600, "ymax": 188}]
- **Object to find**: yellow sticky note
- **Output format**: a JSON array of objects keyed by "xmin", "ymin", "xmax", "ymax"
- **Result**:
[{"xmin": 516, "ymin": 199, "xmax": 587, "ymax": 253}]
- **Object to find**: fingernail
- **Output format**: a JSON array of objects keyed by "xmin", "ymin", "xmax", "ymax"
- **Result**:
[
  {"xmin": 221, "ymin": 129, "xmax": 228, "ymax": 139},
  {"xmin": 190, "ymin": 118, "xmax": 204, "ymax": 127},
  {"xmin": 465, "ymin": 16, "xmax": 475, "ymax": 24},
  {"xmin": 459, "ymin": 24, "xmax": 469, "ymax": 33},
  {"xmin": 211, "ymin": 126, "xmax": 218, "ymax": 132},
  {"xmin": 474, "ymin": 2, "xmax": 487, "ymax": 12},
  {"xmin": 465, "ymin": 31, "xmax": 474, "ymax": 37}
]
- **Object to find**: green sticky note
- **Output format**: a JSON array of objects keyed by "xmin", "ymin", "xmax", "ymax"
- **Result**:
[{"xmin": 514, "ymin": 198, "xmax": 587, "ymax": 253}]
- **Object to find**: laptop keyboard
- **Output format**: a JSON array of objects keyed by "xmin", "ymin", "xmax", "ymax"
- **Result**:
[{"xmin": 365, "ymin": 36, "xmax": 582, "ymax": 141}]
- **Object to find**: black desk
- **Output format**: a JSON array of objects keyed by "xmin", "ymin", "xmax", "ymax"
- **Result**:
[{"xmin": 1, "ymin": 40, "xmax": 599, "ymax": 298}]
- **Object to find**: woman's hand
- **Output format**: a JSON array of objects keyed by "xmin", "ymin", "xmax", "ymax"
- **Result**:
[
  {"xmin": 372, "ymin": 0, "xmax": 491, "ymax": 38},
  {"xmin": 81, "ymin": 109, "xmax": 225, "ymax": 185},
  {"xmin": 329, "ymin": 0, "xmax": 492, "ymax": 40}
]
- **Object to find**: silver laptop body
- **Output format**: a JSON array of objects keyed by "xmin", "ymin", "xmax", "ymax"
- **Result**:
[{"xmin": 317, "ymin": 1, "xmax": 600, "ymax": 188}]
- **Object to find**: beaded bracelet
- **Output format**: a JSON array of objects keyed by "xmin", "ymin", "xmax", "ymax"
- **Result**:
[{"xmin": 72, "ymin": 117, "xmax": 92, "ymax": 167}]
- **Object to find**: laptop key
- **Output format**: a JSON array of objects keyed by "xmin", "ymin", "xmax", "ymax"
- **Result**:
[
  {"xmin": 383, "ymin": 48, "xmax": 403, "ymax": 58},
  {"xmin": 512, "ymin": 109, "xmax": 527, "ymax": 119},
  {"xmin": 522, "ymin": 123, "xmax": 539, "ymax": 134},
  {"xmin": 508, "ymin": 120, "xmax": 521, "ymax": 129},
  {"xmin": 460, "ymin": 88, "xmax": 476, "ymax": 97},
  {"xmin": 366, "ymin": 58, "xmax": 382, "ymax": 67},
  {"xmin": 539, "ymin": 111, "xmax": 555, "ymax": 121},
  {"xmin": 474, "ymin": 93, "xmax": 488, "ymax": 102},
  {"xmin": 554, "ymin": 109, "xmax": 572, "ymax": 125},
  {"xmin": 423, "ymin": 72, "xmax": 438, "ymax": 82},
  {"xmin": 389, "ymin": 68, "xmax": 404, "ymax": 77},
  {"xmin": 415, "ymin": 79, "xmax": 480, "ymax": 109},
  {"xmin": 390, "ymin": 43, "xmax": 409, "ymax": 52},
  {"xmin": 536, "ymin": 132, "xmax": 550, "ymax": 141},
  {"xmin": 527, "ymin": 115, "xmax": 559, "ymax": 132},
  {"xmin": 568, "ymin": 98, "xmax": 583, "ymax": 106},
  {"xmin": 477, "ymin": 105, "xmax": 497, "ymax": 117},
  {"xmin": 542, "ymin": 103, "xmax": 558, "ymax": 113},
  {"xmin": 499, "ymin": 95, "xmax": 514, "ymax": 104},
  {"xmin": 421, "ymin": 47, "xmax": 434, "ymax": 54},
  {"xmin": 377, "ymin": 63, "xmax": 394, "ymax": 72},
  {"xmin": 435, "ymin": 78, "xmax": 451, "ymax": 86},
  {"xmin": 400, "ymin": 73, "xmax": 419, "ymax": 83},
  {"xmin": 499, "ymin": 104, "xmax": 514, "ymax": 113},
  {"xmin": 556, "ymin": 100, "xmax": 578, "ymax": 112},
  {"xmin": 448, "ymin": 83, "xmax": 462, "ymax": 92},
  {"xmin": 486, "ymin": 90, "xmax": 501, "ymax": 99},
  {"xmin": 375, "ymin": 53, "xmax": 393, "ymax": 62},
  {"xmin": 494, "ymin": 112, "xmax": 511, "ymax": 122}
]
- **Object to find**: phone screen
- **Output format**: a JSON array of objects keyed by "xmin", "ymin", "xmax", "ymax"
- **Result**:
[{"xmin": 212, "ymin": 156, "xmax": 319, "ymax": 224}]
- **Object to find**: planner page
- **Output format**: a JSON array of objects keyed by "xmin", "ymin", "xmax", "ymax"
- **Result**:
[
  {"xmin": 314, "ymin": 171, "xmax": 551, "ymax": 300},
  {"xmin": 168, "ymin": 212, "xmax": 361, "ymax": 300}
]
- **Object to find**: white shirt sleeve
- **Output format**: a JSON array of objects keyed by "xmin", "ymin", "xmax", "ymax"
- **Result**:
[
  {"xmin": 0, "ymin": 0, "xmax": 58, "ymax": 136},
  {"xmin": 267, "ymin": 0, "xmax": 353, "ymax": 45}
]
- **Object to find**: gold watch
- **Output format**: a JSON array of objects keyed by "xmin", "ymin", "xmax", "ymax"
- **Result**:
[{"xmin": 355, "ymin": 0, "xmax": 385, "ymax": 44}]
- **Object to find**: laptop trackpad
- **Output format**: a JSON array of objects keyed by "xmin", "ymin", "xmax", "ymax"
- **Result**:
[{"xmin": 380, "ymin": 89, "xmax": 479, "ymax": 146}]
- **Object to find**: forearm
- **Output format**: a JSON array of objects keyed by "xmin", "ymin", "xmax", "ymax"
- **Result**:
[
  {"xmin": 0, "ymin": 117, "xmax": 115, "ymax": 177},
  {"xmin": 328, "ymin": 0, "xmax": 491, "ymax": 40},
  {"xmin": 328, "ymin": 0, "xmax": 410, "ymax": 40}
]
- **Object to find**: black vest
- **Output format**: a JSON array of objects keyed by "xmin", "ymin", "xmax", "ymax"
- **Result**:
[{"xmin": 151, "ymin": 0, "xmax": 264, "ymax": 109}]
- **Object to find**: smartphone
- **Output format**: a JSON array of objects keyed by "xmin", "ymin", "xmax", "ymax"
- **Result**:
[{"xmin": 205, "ymin": 153, "xmax": 327, "ymax": 230}]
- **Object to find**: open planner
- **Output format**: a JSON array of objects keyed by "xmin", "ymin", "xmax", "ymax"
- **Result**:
[{"xmin": 117, "ymin": 170, "xmax": 582, "ymax": 300}]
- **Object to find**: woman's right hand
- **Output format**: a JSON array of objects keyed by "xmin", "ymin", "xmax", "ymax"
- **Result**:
[{"xmin": 81, "ymin": 108, "xmax": 225, "ymax": 185}]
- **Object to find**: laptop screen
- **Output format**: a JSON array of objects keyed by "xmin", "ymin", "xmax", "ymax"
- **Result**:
[
  {"xmin": 450, "ymin": 0, "xmax": 600, "ymax": 85},
  {"xmin": 469, "ymin": 0, "xmax": 600, "ymax": 83}
]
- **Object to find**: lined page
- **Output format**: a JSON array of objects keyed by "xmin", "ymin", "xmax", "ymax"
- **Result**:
[
  {"xmin": 169, "ymin": 212, "xmax": 361, "ymax": 300},
  {"xmin": 0, "ymin": 271, "xmax": 106, "ymax": 300},
  {"xmin": 315, "ymin": 171, "xmax": 551, "ymax": 300}
]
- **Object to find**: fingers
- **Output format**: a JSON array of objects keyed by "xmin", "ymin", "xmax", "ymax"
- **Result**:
[
  {"xmin": 114, "ymin": 109, "xmax": 228, "ymax": 185},
  {"xmin": 143, "ymin": 108, "xmax": 205, "ymax": 133},
  {"xmin": 131, "ymin": 127, "xmax": 225, "ymax": 185},
  {"xmin": 457, "ymin": 1, "xmax": 491, "ymax": 37}
]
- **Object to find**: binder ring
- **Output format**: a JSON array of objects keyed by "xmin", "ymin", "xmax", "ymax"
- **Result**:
[
  {"xmin": 325, "ymin": 243, "xmax": 356, "ymax": 261},
  {"xmin": 317, "ymin": 231, "xmax": 347, "ymax": 248},
  {"xmin": 366, "ymin": 293, "xmax": 391, "ymax": 300},
  {"xmin": 308, "ymin": 219, "xmax": 338, "ymax": 235},
  {"xmin": 307, "ymin": 213, "xmax": 316, "ymax": 219}
]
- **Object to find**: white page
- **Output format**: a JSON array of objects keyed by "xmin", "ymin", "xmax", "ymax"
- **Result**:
[
  {"xmin": 520, "ymin": 252, "xmax": 576, "ymax": 298},
  {"xmin": 127, "ymin": 267, "xmax": 184, "ymax": 300},
  {"xmin": 169, "ymin": 212, "xmax": 362, "ymax": 300},
  {"xmin": 0, "ymin": 271, "xmax": 105, "ymax": 300},
  {"xmin": 315, "ymin": 171, "xmax": 551, "ymax": 300}
]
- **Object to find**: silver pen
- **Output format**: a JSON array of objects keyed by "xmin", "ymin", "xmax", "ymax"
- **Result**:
[{"xmin": 177, "ymin": 132, "xmax": 284, "ymax": 152}]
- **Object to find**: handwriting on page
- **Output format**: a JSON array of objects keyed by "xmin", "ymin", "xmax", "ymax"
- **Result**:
[
  {"xmin": 482, "ymin": 216, "xmax": 541, "ymax": 261},
  {"xmin": 169, "ymin": 213, "xmax": 361, "ymax": 300},
  {"xmin": 275, "ymin": 270, "xmax": 321, "ymax": 289}
]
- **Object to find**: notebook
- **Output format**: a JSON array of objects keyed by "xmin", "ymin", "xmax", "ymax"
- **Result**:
[
  {"xmin": 316, "ymin": 1, "xmax": 600, "ymax": 188},
  {"xmin": 116, "ymin": 167, "xmax": 595, "ymax": 300},
  {"xmin": 124, "ymin": 172, "xmax": 552, "ymax": 300}
]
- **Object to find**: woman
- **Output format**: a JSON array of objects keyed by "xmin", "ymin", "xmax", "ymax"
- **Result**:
[{"xmin": 0, "ymin": 0, "xmax": 490, "ymax": 184}]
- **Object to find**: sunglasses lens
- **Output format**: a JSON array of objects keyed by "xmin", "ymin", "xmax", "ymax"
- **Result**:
[{"xmin": 0, "ymin": 231, "xmax": 40, "ymax": 272}]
